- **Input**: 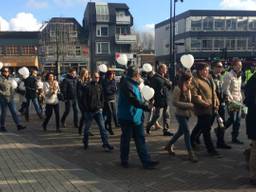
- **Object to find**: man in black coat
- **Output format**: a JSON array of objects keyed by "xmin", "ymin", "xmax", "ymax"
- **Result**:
[
  {"xmin": 244, "ymin": 72, "xmax": 256, "ymax": 185},
  {"xmin": 146, "ymin": 64, "xmax": 173, "ymax": 136},
  {"xmin": 24, "ymin": 69, "xmax": 43, "ymax": 121},
  {"xmin": 81, "ymin": 72, "xmax": 114, "ymax": 152},
  {"xmin": 60, "ymin": 68, "xmax": 78, "ymax": 128}
]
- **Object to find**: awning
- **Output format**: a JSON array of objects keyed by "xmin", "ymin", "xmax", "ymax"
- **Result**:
[{"xmin": 0, "ymin": 56, "xmax": 39, "ymax": 68}]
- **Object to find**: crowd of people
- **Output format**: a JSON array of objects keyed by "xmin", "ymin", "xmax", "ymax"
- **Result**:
[{"xmin": 0, "ymin": 59, "xmax": 255, "ymax": 184}]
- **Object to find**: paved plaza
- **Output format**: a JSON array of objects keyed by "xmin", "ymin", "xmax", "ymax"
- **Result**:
[{"xmin": 0, "ymin": 105, "xmax": 255, "ymax": 192}]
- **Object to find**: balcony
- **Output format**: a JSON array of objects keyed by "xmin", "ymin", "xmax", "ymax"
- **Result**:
[
  {"xmin": 115, "ymin": 34, "xmax": 136, "ymax": 44},
  {"xmin": 116, "ymin": 15, "xmax": 131, "ymax": 24}
]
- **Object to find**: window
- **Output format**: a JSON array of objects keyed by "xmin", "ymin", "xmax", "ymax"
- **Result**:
[
  {"xmin": 116, "ymin": 26, "xmax": 129, "ymax": 35},
  {"xmin": 76, "ymin": 46, "xmax": 81, "ymax": 56},
  {"xmin": 202, "ymin": 39, "xmax": 213, "ymax": 50},
  {"xmin": 237, "ymin": 17, "xmax": 248, "ymax": 31},
  {"xmin": 214, "ymin": 39, "xmax": 224, "ymax": 50},
  {"xmin": 237, "ymin": 38, "xmax": 247, "ymax": 50},
  {"xmin": 116, "ymin": 11, "xmax": 126, "ymax": 17},
  {"xmin": 96, "ymin": 4, "xmax": 109, "ymax": 22},
  {"xmin": 203, "ymin": 16, "xmax": 213, "ymax": 31},
  {"xmin": 226, "ymin": 39, "xmax": 235, "ymax": 50},
  {"xmin": 0, "ymin": 46, "xmax": 3, "ymax": 55},
  {"xmin": 248, "ymin": 37, "xmax": 256, "ymax": 50},
  {"xmin": 249, "ymin": 17, "xmax": 256, "ymax": 30},
  {"xmin": 226, "ymin": 17, "xmax": 237, "ymax": 30},
  {"xmin": 190, "ymin": 17, "xmax": 202, "ymax": 31},
  {"xmin": 22, "ymin": 45, "xmax": 36, "ymax": 55},
  {"xmin": 191, "ymin": 38, "xmax": 201, "ymax": 50},
  {"xmin": 5, "ymin": 46, "xmax": 18, "ymax": 55},
  {"xmin": 96, "ymin": 25, "xmax": 109, "ymax": 37},
  {"xmin": 96, "ymin": 42, "xmax": 110, "ymax": 54},
  {"xmin": 214, "ymin": 17, "xmax": 225, "ymax": 31}
]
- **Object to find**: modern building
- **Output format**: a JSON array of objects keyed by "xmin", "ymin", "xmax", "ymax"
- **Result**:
[
  {"xmin": 83, "ymin": 2, "xmax": 136, "ymax": 71},
  {"xmin": 39, "ymin": 17, "xmax": 89, "ymax": 74},
  {"xmin": 155, "ymin": 10, "xmax": 256, "ymax": 66},
  {"xmin": 0, "ymin": 31, "xmax": 40, "ymax": 71}
]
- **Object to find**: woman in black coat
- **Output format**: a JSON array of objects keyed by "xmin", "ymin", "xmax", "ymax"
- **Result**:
[{"xmin": 244, "ymin": 72, "xmax": 256, "ymax": 184}]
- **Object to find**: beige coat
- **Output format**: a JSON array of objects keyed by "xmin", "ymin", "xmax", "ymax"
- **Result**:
[
  {"xmin": 172, "ymin": 86, "xmax": 193, "ymax": 117},
  {"xmin": 191, "ymin": 73, "xmax": 219, "ymax": 116}
]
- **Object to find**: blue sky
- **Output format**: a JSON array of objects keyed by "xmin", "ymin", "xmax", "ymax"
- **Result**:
[{"xmin": 0, "ymin": 0, "xmax": 255, "ymax": 31}]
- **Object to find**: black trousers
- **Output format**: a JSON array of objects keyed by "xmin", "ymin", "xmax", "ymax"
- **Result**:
[
  {"xmin": 43, "ymin": 103, "xmax": 60, "ymax": 129},
  {"xmin": 61, "ymin": 100, "xmax": 78, "ymax": 127},
  {"xmin": 191, "ymin": 114, "xmax": 216, "ymax": 153},
  {"xmin": 103, "ymin": 100, "xmax": 118, "ymax": 129}
]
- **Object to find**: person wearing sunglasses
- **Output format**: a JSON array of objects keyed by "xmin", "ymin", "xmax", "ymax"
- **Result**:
[{"xmin": 0, "ymin": 67, "xmax": 26, "ymax": 132}]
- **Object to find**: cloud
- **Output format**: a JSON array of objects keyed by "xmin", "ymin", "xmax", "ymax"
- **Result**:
[
  {"xmin": 26, "ymin": 0, "xmax": 48, "ymax": 9},
  {"xmin": 220, "ymin": 0, "xmax": 256, "ymax": 10},
  {"xmin": 53, "ymin": 0, "xmax": 86, "ymax": 7},
  {"xmin": 142, "ymin": 24, "xmax": 155, "ymax": 35},
  {"xmin": 0, "ymin": 17, "xmax": 10, "ymax": 31},
  {"xmin": 9, "ymin": 12, "xmax": 42, "ymax": 31}
]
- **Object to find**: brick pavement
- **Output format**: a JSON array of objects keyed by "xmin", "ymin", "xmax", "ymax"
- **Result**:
[
  {"xmin": 1, "ymin": 101, "xmax": 256, "ymax": 192},
  {"xmin": 0, "ymin": 132, "xmax": 124, "ymax": 192}
]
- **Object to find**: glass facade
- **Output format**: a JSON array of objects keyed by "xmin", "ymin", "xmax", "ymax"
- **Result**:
[
  {"xmin": 189, "ymin": 37, "xmax": 254, "ymax": 52},
  {"xmin": 185, "ymin": 16, "xmax": 256, "ymax": 33}
]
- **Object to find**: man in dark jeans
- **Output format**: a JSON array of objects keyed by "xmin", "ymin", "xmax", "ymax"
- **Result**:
[
  {"xmin": 0, "ymin": 67, "xmax": 26, "ymax": 132},
  {"xmin": 60, "ymin": 68, "xmax": 78, "ymax": 128},
  {"xmin": 118, "ymin": 66, "xmax": 159, "ymax": 169},
  {"xmin": 24, "ymin": 69, "xmax": 43, "ymax": 121},
  {"xmin": 81, "ymin": 72, "xmax": 113, "ymax": 152},
  {"xmin": 190, "ymin": 63, "xmax": 221, "ymax": 157},
  {"xmin": 146, "ymin": 64, "xmax": 173, "ymax": 136}
]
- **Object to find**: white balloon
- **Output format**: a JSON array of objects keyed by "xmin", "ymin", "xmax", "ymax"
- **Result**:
[
  {"xmin": 142, "ymin": 63, "xmax": 153, "ymax": 73},
  {"xmin": 141, "ymin": 85, "xmax": 155, "ymax": 101},
  {"xmin": 98, "ymin": 64, "xmax": 108, "ymax": 73},
  {"xmin": 37, "ymin": 81, "xmax": 44, "ymax": 89},
  {"xmin": 18, "ymin": 67, "xmax": 30, "ymax": 78},
  {"xmin": 116, "ymin": 54, "xmax": 128, "ymax": 66},
  {"xmin": 11, "ymin": 79, "xmax": 18, "ymax": 89},
  {"xmin": 180, "ymin": 54, "xmax": 194, "ymax": 69},
  {"xmin": 0, "ymin": 62, "xmax": 3, "ymax": 70}
]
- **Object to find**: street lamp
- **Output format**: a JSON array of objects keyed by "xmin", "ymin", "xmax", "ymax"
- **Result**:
[{"xmin": 169, "ymin": 0, "xmax": 183, "ymax": 82}]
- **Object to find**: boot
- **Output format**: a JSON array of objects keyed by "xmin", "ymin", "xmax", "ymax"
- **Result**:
[
  {"xmin": 188, "ymin": 150, "xmax": 198, "ymax": 163},
  {"xmin": 164, "ymin": 144, "xmax": 175, "ymax": 156},
  {"xmin": 215, "ymin": 128, "xmax": 232, "ymax": 149}
]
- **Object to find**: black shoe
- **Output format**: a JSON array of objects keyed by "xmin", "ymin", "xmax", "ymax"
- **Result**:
[
  {"xmin": 232, "ymin": 139, "xmax": 244, "ymax": 145},
  {"xmin": 17, "ymin": 125, "xmax": 26, "ymax": 131},
  {"xmin": 42, "ymin": 123, "xmax": 47, "ymax": 131},
  {"xmin": 121, "ymin": 161, "xmax": 129, "ymax": 168},
  {"xmin": 0, "ymin": 127, "xmax": 7, "ymax": 132},
  {"xmin": 217, "ymin": 143, "xmax": 232, "ymax": 149},
  {"xmin": 83, "ymin": 143, "xmax": 88, "ymax": 150},
  {"xmin": 143, "ymin": 161, "xmax": 159, "ymax": 169},
  {"xmin": 103, "ymin": 144, "xmax": 114, "ymax": 152},
  {"xmin": 146, "ymin": 125, "xmax": 151, "ymax": 135},
  {"xmin": 56, "ymin": 129, "xmax": 62, "ymax": 133},
  {"xmin": 163, "ymin": 130, "xmax": 174, "ymax": 136},
  {"xmin": 208, "ymin": 150, "xmax": 223, "ymax": 158}
]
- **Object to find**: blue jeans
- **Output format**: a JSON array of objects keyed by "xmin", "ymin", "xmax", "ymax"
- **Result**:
[
  {"xmin": 168, "ymin": 115, "xmax": 192, "ymax": 151},
  {"xmin": 25, "ymin": 97, "xmax": 42, "ymax": 119},
  {"xmin": 0, "ymin": 98, "xmax": 20, "ymax": 128},
  {"xmin": 225, "ymin": 110, "xmax": 241, "ymax": 140},
  {"xmin": 119, "ymin": 120, "xmax": 151, "ymax": 164},
  {"xmin": 83, "ymin": 110, "xmax": 109, "ymax": 146}
]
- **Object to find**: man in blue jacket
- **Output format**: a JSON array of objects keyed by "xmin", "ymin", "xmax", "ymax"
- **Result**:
[{"xmin": 118, "ymin": 65, "xmax": 159, "ymax": 169}]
